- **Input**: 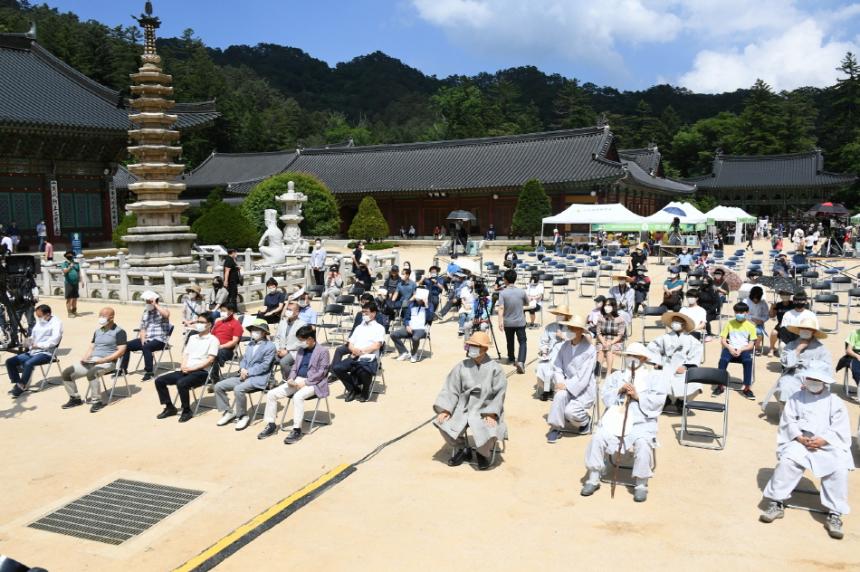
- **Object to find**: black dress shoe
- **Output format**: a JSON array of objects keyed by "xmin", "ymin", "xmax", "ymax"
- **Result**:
[
  {"xmin": 344, "ymin": 390, "xmax": 356, "ymax": 402},
  {"xmin": 257, "ymin": 423, "xmax": 278, "ymax": 440},
  {"xmin": 539, "ymin": 391, "xmax": 550, "ymax": 401},
  {"xmin": 62, "ymin": 396, "xmax": 83, "ymax": 409},
  {"xmin": 156, "ymin": 406, "xmax": 178, "ymax": 419},
  {"xmin": 90, "ymin": 401, "xmax": 106, "ymax": 413},
  {"xmin": 475, "ymin": 451, "xmax": 492, "ymax": 470},
  {"xmin": 178, "ymin": 410, "xmax": 193, "ymax": 423},
  {"xmin": 447, "ymin": 447, "xmax": 472, "ymax": 467},
  {"xmin": 142, "ymin": 372, "xmax": 154, "ymax": 381}
]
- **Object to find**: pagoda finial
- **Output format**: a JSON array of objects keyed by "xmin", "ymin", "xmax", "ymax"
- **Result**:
[{"xmin": 132, "ymin": 2, "xmax": 161, "ymax": 56}]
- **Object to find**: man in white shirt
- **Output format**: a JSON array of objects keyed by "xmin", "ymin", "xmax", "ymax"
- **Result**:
[
  {"xmin": 6, "ymin": 304, "xmax": 62, "ymax": 397},
  {"xmin": 680, "ymin": 290, "xmax": 707, "ymax": 339},
  {"xmin": 331, "ymin": 301, "xmax": 385, "ymax": 402},
  {"xmin": 779, "ymin": 293, "xmax": 816, "ymax": 344},
  {"xmin": 154, "ymin": 313, "xmax": 219, "ymax": 422}
]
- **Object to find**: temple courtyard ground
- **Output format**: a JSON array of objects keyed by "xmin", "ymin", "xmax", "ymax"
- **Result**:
[{"xmin": 1, "ymin": 240, "xmax": 859, "ymax": 571}]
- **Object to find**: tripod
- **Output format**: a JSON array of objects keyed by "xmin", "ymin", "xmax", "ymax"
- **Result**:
[{"xmin": 464, "ymin": 294, "xmax": 502, "ymax": 359}]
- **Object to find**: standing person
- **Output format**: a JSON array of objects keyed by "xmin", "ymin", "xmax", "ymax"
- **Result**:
[
  {"xmin": 351, "ymin": 240, "xmax": 365, "ymax": 274},
  {"xmin": 60, "ymin": 251, "xmax": 80, "ymax": 318},
  {"xmin": 321, "ymin": 265, "xmax": 344, "ymax": 308},
  {"xmin": 714, "ymin": 302, "xmax": 757, "ymax": 399},
  {"xmin": 496, "ymin": 269, "xmax": 529, "ymax": 374},
  {"xmin": 545, "ymin": 315, "xmax": 597, "ymax": 442},
  {"xmin": 310, "ymin": 239, "xmax": 327, "ymax": 286},
  {"xmin": 433, "ymin": 331, "xmax": 507, "ymax": 470},
  {"xmin": 5, "ymin": 304, "xmax": 63, "ymax": 397},
  {"xmin": 8, "ymin": 222, "xmax": 19, "ymax": 252},
  {"xmin": 43, "ymin": 240, "xmax": 54, "ymax": 262},
  {"xmin": 153, "ymin": 313, "xmax": 219, "ymax": 423},
  {"xmin": 119, "ymin": 291, "xmax": 170, "ymax": 381},
  {"xmin": 525, "ymin": 274, "xmax": 544, "ymax": 328},
  {"xmin": 553, "ymin": 228, "xmax": 562, "ymax": 254},
  {"xmin": 35, "ymin": 220, "xmax": 47, "ymax": 252},
  {"xmin": 759, "ymin": 365, "xmax": 852, "ymax": 540},
  {"xmin": 223, "ymin": 248, "xmax": 240, "ymax": 307}
]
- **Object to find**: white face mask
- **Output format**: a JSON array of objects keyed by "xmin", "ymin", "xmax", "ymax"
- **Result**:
[
  {"xmin": 144, "ymin": 303, "xmax": 154, "ymax": 311},
  {"xmin": 284, "ymin": 310, "xmax": 294, "ymax": 319},
  {"xmin": 804, "ymin": 379, "xmax": 825, "ymax": 393},
  {"xmin": 467, "ymin": 346, "xmax": 481, "ymax": 359},
  {"xmin": 555, "ymin": 315, "xmax": 566, "ymax": 323},
  {"xmin": 187, "ymin": 292, "xmax": 197, "ymax": 299},
  {"xmin": 685, "ymin": 298, "xmax": 695, "ymax": 306},
  {"xmin": 268, "ymin": 287, "xmax": 276, "ymax": 293},
  {"xmin": 298, "ymin": 300, "xmax": 309, "ymax": 308},
  {"xmin": 98, "ymin": 317, "xmax": 109, "ymax": 326},
  {"xmin": 195, "ymin": 323, "xmax": 206, "ymax": 333},
  {"xmin": 250, "ymin": 331, "xmax": 262, "ymax": 341},
  {"xmin": 670, "ymin": 321, "xmax": 684, "ymax": 332},
  {"xmin": 362, "ymin": 314, "xmax": 372, "ymax": 323},
  {"xmin": 798, "ymin": 330, "xmax": 814, "ymax": 340},
  {"xmin": 625, "ymin": 356, "xmax": 641, "ymax": 368},
  {"xmin": 298, "ymin": 340, "xmax": 310, "ymax": 349}
]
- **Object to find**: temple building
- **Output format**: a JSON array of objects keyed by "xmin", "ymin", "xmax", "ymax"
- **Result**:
[
  {"xmin": 685, "ymin": 150, "xmax": 857, "ymax": 216},
  {"xmin": 0, "ymin": 31, "xmax": 217, "ymax": 247}
]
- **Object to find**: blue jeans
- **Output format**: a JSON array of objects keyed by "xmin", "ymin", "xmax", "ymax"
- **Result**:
[
  {"xmin": 458, "ymin": 312, "xmax": 473, "ymax": 331},
  {"xmin": 718, "ymin": 348, "xmax": 753, "ymax": 386},
  {"xmin": 6, "ymin": 351, "xmax": 52, "ymax": 387},
  {"xmin": 850, "ymin": 357, "xmax": 860, "ymax": 384}
]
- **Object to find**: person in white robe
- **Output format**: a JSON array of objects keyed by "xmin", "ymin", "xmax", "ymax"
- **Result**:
[
  {"xmin": 535, "ymin": 304, "xmax": 574, "ymax": 401},
  {"xmin": 647, "ymin": 311, "xmax": 703, "ymax": 413},
  {"xmin": 433, "ymin": 331, "xmax": 507, "ymax": 471},
  {"xmin": 545, "ymin": 315, "xmax": 597, "ymax": 443},
  {"xmin": 580, "ymin": 342, "xmax": 670, "ymax": 502},
  {"xmin": 762, "ymin": 317, "xmax": 832, "ymax": 409},
  {"xmin": 759, "ymin": 364, "xmax": 853, "ymax": 539}
]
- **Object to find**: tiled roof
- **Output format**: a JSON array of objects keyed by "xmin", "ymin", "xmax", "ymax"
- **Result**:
[
  {"xmin": 183, "ymin": 151, "xmax": 297, "ymax": 189},
  {"xmin": 0, "ymin": 34, "xmax": 217, "ymax": 133},
  {"xmin": 687, "ymin": 151, "xmax": 857, "ymax": 189},
  {"xmin": 619, "ymin": 147, "xmax": 661, "ymax": 175},
  {"xmin": 622, "ymin": 159, "xmax": 696, "ymax": 194},
  {"xmin": 112, "ymin": 164, "xmax": 138, "ymax": 190}
]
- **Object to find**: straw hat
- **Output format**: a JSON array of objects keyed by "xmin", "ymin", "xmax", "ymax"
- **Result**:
[
  {"xmin": 803, "ymin": 362, "xmax": 836, "ymax": 385},
  {"xmin": 465, "ymin": 331, "xmax": 491, "ymax": 349},
  {"xmin": 559, "ymin": 314, "xmax": 589, "ymax": 332},
  {"xmin": 548, "ymin": 304, "xmax": 574, "ymax": 317},
  {"xmin": 246, "ymin": 318, "xmax": 270, "ymax": 334},
  {"xmin": 612, "ymin": 274, "xmax": 630, "ymax": 282},
  {"xmin": 620, "ymin": 342, "xmax": 656, "ymax": 362},
  {"xmin": 289, "ymin": 287, "xmax": 306, "ymax": 301},
  {"xmin": 661, "ymin": 311, "xmax": 695, "ymax": 333},
  {"xmin": 786, "ymin": 317, "xmax": 827, "ymax": 339},
  {"xmin": 185, "ymin": 284, "xmax": 201, "ymax": 294}
]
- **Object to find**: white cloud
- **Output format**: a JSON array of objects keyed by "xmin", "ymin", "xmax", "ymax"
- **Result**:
[{"xmin": 679, "ymin": 19, "xmax": 859, "ymax": 92}]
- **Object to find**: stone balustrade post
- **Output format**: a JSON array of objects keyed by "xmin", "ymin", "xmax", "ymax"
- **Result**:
[
  {"xmin": 164, "ymin": 266, "xmax": 176, "ymax": 304},
  {"xmin": 41, "ymin": 262, "xmax": 52, "ymax": 295},
  {"xmin": 117, "ymin": 252, "xmax": 126, "ymax": 269},
  {"xmin": 119, "ymin": 264, "xmax": 130, "ymax": 302},
  {"xmin": 80, "ymin": 261, "xmax": 90, "ymax": 298}
]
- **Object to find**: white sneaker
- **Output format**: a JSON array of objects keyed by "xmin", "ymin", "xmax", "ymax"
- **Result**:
[
  {"xmin": 235, "ymin": 416, "xmax": 250, "ymax": 431},
  {"xmin": 217, "ymin": 411, "xmax": 236, "ymax": 426},
  {"xmin": 410, "ymin": 355, "xmax": 418, "ymax": 363},
  {"xmin": 397, "ymin": 352, "xmax": 411, "ymax": 361}
]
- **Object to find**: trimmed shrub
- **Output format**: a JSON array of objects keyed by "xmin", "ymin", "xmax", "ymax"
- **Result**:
[
  {"xmin": 241, "ymin": 172, "xmax": 341, "ymax": 236},
  {"xmin": 112, "ymin": 213, "xmax": 137, "ymax": 248},
  {"xmin": 192, "ymin": 202, "xmax": 258, "ymax": 249},
  {"xmin": 348, "ymin": 196, "xmax": 389, "ymax": 240},
  {"xmin": 511, "ymin": 179, "xmax": 552, "ymax": 246}
]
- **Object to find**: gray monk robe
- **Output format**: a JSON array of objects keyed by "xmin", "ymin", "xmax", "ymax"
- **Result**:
[
  {"xmin": 762, "ymin": 339, "xmax": 832, "ymax": 408},
  {"xmin": 434, "ymin": 357, "xmax": 508, "ymax": 457},
  {"xmin": 647, "ymin": 332, "xmax": 703, "ymax": 399}
]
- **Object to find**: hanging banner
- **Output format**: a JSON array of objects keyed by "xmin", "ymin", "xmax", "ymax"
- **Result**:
[
  {"xmin": 109, "ymin": 182, "xmax": 119, "ymax": 229},
  {"xmin": 50, "ymin": 180, "xmax": 60, "ymax": 234}
]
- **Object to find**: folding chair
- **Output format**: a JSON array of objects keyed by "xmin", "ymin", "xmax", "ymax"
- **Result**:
[
  {"xmin": 190, "ymin": 365, "xmax": 218, "ymax": 415},
  {"xmin": 319, "ymin": 304, "xmax": 347, "ymax": 345},
  {"xmin": 248, "ymin": 366, "xmax": 280, "ymax": 424},
  {"xmin": 307, "ymin": 285, "xmax": 325, "ymax": 300},
  {"xmin": 680, "ymin": 367, "xmax": 730, "ymax": 450},
  {"xmin": 416, "ymin": 326, "xmax": 432, "ymax": 361},
  {"xmin": 599, "ymin": 448, "xmax": 657, "ymax": 487},
  {"xmin": 814, "ymin": 293, "xmax": 840, "ymax": 334},
  {"xmin": 34, "ymin": 346, "xmax": 63, "ymax": 391},
  {"xmin": 549, "ymin": 277, "xmax": 569, "ymax": 309},
  {"xmin": 842, "ymin": 367, "xmax": 858, "ymax": 401},
  {"xmin": 134, "ymin": 324, "xmax": 176, "ymax": 374},
  {"xmin": 278, "ymin": 391, "xmax": 332, "ymax": 434},
  {"xmin": 845, "ymin": 288, "xmax": 860, "ymax": 325},
  {"xmin": 367, "ymin": 359, "xmax": 386, "ymax": 397},
  {"xmin": 579, "ymin": 270, "xmax": 598, "ymax": 297},
  {"xmin": 640, "ymin": 306, "xmax": 667, "ymax": 342},
  {"xmin": 448, "ymin": 424, "xmax": 506, "ymax": 468},
  {"xmin": 88, "ymin": 359, "xmax": 131, "ymax": 406},
  {"xmin": 597, "ymin": 264, "xmax": 615, "ymax": 289}
]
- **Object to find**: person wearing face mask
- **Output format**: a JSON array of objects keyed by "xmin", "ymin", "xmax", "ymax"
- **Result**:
[
  {"xmin": 223, "ymin": 248, "xmax": 241, "ymax": 307},
  {"xmin": 661, "ymin": 267, "xmax": 685, "ymax": 312},
  {"xmin": 60, "ymin": 250, "xmax": 80, "ymax": 318},
  {"xmin": 496, "ymin": 269, "xmax": 529, "ymax": 374},
  {"xmin": 595, "ymin": 299, "xmax": 626, "ymax": 376},
  {"xmin": 715, "ymin": 302, "xmax": 757, "ymax": 399},
  {"xmin": 119, "ymin": 290, "xmax": 170, "ymax": 381},
  {"xmin": 417, "ymin": 265, "xmax": 445, "ymax": 312},
  {"xmin": 60, "ymin": 308, "xmax": 127, "ymax": 412},
  {"xmin": 274, "ymin": 301, "xmax": 307, "ymax": 377},
  {"xmin": 351, "ymin": 240, "xmax": 366, "ymax": 274},
  {"xmin": 210, "ymin": 302, "xmax": 243, "ymax": 379},
  {"xmin": 331, "ymin": 302, "xmax": 385, "ymax": 402},
  {"xmin": 587, "ymin": 295, "xmax": 606, "ymax": 335},
  {"xmin": 608, "ymin": 275, "xmax": 635, "ymax": 320},
  {"xmin": 843, "ymin": 326, "xmax": 860, "ymax": 400},
  {"xmin": 456, "ymin": 276, "xmax": 475, "ymax": 336},
  {"xmin": 257, "ymin": 278, "xmax": 286, "ymax": 324},
  {"xmin": 181, "ymin": 284, "xmax": 206, "ymax": 332},
  {"xmin": 434, "ymin": 331, "xmax": 507, "ymax": 470},
  {"xmin": 213, "ymin": 319, "xmax": 277, "ymax": 431},
  {"xmin": 392, "ymin": 268, "xmax": 416, "ymax": 318},
  {"xmin": 769, "ymin": 289, "xmax": 796, "ymax": 356},
  {"xmin": 259, "ymin": 325, "xmax": 330, "ymax": 444},
  {"xmin": 6, "ymin": 304, "xmax": 63, "ymax": 398},
  {"xmin": 154, "ymin": 313, "xmax": 220, "ymax": 423},
  {"xmin": 206, "ymin": 276, "xmax": 228, "ymax": 312},
  {"xmin": 744, "ymin": 286, "xmax": 770, "ymax": 355},
  {"xmin": 391, "ymin": 290, "xmax": 431, "ymax": 363},
  {"xmin": 535, "ymin": 305, "xmax": 575, "ymax": 401},
  {"xmin": 779, "ymin": 293, "xmax": 816, "ymax": 345},
  {"xmin": 580, "ymin": 343, "xmax": 670, "ymax": 502},
  {"xmin": 321, "ymin": 265, "xmax": 344, "ymax": 308},
  {"xmin": 759, "ymin": 364, "xmax": 853, "ymax": 540},
  {"xmin": 310, "ymin": 239, "xmax": 327, "ymax": 286},
  {"xmin": 763, "ymin": 318, "xmax": 831, "ymax": 408},
  {"xmin": 524, "ymin": 274, "xmax": 544, "ymax": 328},
  {"xmin": 696, "ymin": 276, "xmax": 721, "ymax": 336},
  {"xmin": 773, "ymin": 253, "xmax": 791, "ymax": 277},
  {"xmin": 680, "ymin": 290, "xmax": 707, "ymax": 338},
  {"xmin": 647, "ymin": 312, "xmax": 703, "ymax": 413},
  {"xmin": 289, "ymin": 288, "xmax": 317, "ymax": 325},
  {"xmin": 545, "ymin": 315, "xmax": 597, "ymax": 442},
  {"xmin": 325, "ymin": 293, "xmax": 384, "ymax": 381}
]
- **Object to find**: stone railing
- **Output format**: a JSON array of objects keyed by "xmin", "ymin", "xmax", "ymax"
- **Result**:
[{"xmin": 40, "ymin": 249, "xmax": 400, "ymax": 305}]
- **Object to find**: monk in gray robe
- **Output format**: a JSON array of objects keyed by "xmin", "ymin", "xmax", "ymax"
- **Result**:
[
  {"xmin": 535, "ymin": 304, "xmax": 574, "ymax": 401},
  {"xmin": 762, "ymin": 317, "xmax": 832, "ymax": 409},
  {"xmin": 434, "ymin": 331, "xmax": 507, "ymax": 470},
  {"xmin": 545, "ymin": 314, "xmax": 597, "ymax": 443}
]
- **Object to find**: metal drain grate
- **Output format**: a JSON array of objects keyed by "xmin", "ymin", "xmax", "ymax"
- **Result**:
[{"xmin": 29, "ymin": 478, "xmax": 203, "ymax": 545}]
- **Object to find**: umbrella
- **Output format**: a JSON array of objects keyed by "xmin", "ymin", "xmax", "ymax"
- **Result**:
[
  {"xmin": 709, "ymin": 265, "xmax": 742, "ymax": 291},
  {"xmin": 662, "ymin": 206, "xmax": 687, "ymax": 217},
  {"xmin": 446, "ymin": 210, "xmax": 477, "ymax": 222},
  {"xmin": 807, "ymin": 202, "xmax": 850, "ymax": 217},
  {"xmin": 756, "ymin": 275, "xmax": 803, "ymax": 294}
]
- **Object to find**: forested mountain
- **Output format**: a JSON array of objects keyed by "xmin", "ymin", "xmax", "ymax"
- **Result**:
[{"xmin": 1, "ymin": 0, "xmax": 857, "ymax": 202}]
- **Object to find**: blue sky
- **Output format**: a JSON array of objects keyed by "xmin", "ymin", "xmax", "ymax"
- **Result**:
[{"xmin": 44, "ymin": 0, "xmax": 860, "ymax": 92}]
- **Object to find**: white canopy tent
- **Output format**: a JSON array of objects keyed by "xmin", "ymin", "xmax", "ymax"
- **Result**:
[
  {"xmin": 643, "ymin": 205, "xmax": 708, "ymax": 230},
  {"xmin": 704, "ymin": 205, "xmax": 757, "ymax": 245},
  {"xmin": 541, "ymin": 203, "xmax": 647, "ymax": 243}
]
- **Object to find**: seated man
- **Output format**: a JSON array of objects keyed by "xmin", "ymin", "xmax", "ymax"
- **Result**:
[
  {"xmin": 214, "ymin": 319, "xmax": 276, "ymax": 431},
  {"xmin": 274, "ymin": 301, "xmax": 307, "ymax": 377},
  {"xmin": 433, "ymin": 331, "xmax": 507, "ymax": 470},
  {"xmin": 647, "ymin": 311, "xmax": 703, "ymax": 414},
  {"xmin": 391, "ymin": 268, "xmax": 417, "ymax": 318},
  {"xmin": 258, "ymin": 325, "xmax": 331, "ymax": 444},
  {"xmin": 759, "ymin": 364, "xmax": 853, "ymax": 540},
  {"xmin": 60, "ymin": 308, "xmax": 127, "ymax": 413},
  {"xmin": 763, "ymin": 318, "xmax": 831, "ymax": 408},
  {"xmin": 580, "ymin": 343, "xmax": 670, "ymax": 502},
  {"xmin": 535, "ymin": 304, "xmax": 574, "ymax": 401},
  {"xmin": 391, "ymin": 291, "xmax": 431, "ymax": 363},
  {"xmin": 154, "ymin": 312, "xmax": 219, "ymax": 422},
  {"xmin": 714, "ymin": 302, "xmax": 757, "ymax": 400},
  {"xmin": 545, "ymin": 315, "xmax": 597, "ymax": 443},
  {"xmin": 608, "ymin": 275, "xmax": 636, "ymax": 320},
  {"xmin": 6, "ymin": 304, "xmax": 63, "ymax": 397},
  {"xmin": 119, "ymin": 290, "xmax": 170, "ymax": 381},
  {"xmin": 331, "ymin": 301, "xmax": 385, "ymax": 402},
  {"xmin": 210, "ymin": 302, "xmax": 243, "ymax": 379},
  {"xmin": 291, "ymin": 288, "xmax": 318, "ymax": 325}
]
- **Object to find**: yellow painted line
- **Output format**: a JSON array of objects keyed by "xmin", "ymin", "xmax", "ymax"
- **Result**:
[{"xmin": 173, "ymin": 463, "xmax": 352, "ymax": 572}]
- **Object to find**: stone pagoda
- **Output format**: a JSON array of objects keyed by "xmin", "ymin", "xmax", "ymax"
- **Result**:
[{"xmin": 123, "ymin": 2, "xmax": 195, "ymax": 266}]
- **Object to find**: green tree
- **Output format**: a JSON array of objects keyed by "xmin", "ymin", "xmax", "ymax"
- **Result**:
[
  {"xmin": 552, "ymin": 79, "xmax": 596, "ymax": 129},
  {"xmin": 736, "ymin": 79, "xmax": 784, "ymax": 154},
  {"xmin": 191, "ymin": 202, "xmax": 258, "ymax": 249},
  {"xmin": 690, "ymin": 194, "xmax": 718, "ymax": 214},
  {"xmin": 668, "ymin": 112, "xmax": 742, "ymax": 176},
  {"xmin": 112, "ymin": 212, "xmax": 137, "ymax": 248},
  {"xmin": 240, "ymin": 173, "xmax": 341, "ymax": 236},
  {"xmin": 430, "ymin": 83, "xmax": 488, "ymax": 139},
  {"xmin": 348, "ymin": 196, "xmax": 389, "ymax": 240},
  {"xmin": 511, "ymin": 179, "xmax": 551, "ymax": 246}
]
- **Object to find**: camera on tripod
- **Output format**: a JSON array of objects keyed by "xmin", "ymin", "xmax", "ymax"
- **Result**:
[{"xmin": 0, "ymin": 254, "xmax": 40, "ymax": 351}]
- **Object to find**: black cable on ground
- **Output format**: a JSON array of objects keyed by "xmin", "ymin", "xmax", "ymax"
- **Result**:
[{"xmin": 353, "ymin": 416, "xmax": 435, "ymax": 466}]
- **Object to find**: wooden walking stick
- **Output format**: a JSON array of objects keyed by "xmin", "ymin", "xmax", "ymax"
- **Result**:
[{"xmin": 611, "ymin": 363, "xmax": 635, "ymax": 499}]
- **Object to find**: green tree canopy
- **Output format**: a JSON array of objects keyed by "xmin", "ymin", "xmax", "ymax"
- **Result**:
[
  {"xmin": 552, "ymin": 79, "xmax": 596, "ymax": 129},
  {"xmin": 511, "ymin": 179, "xmax": 552, "ymax": 245},
  {"xmin": 348, "ymin": 196, "xmax": 389, "ymax": 240},
  {"xmin": 240, "ymin": 172, "xmax": 341, "ymax": 236},
  {"xmin": 191, "ymin": 202, "xmax": 258, "ymax": 249}
]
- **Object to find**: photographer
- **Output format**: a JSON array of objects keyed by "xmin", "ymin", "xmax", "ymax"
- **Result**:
[
  {"xmin": 496, "ymin": 269, "xmax": 528, "ymax": 374},
  {"xmin": 417, "ymin": 265, "xmax": 446, "ymax": 313}
]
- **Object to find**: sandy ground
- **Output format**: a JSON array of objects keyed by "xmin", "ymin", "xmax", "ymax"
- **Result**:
[{"xmin": 1, "ymin": 240, "xmax": 859, "ymax": 571}]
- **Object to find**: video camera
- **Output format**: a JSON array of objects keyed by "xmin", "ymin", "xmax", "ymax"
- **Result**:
[{"xmin": 0, "ymin": 254, "xmax": 40, "ymax": 351}]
